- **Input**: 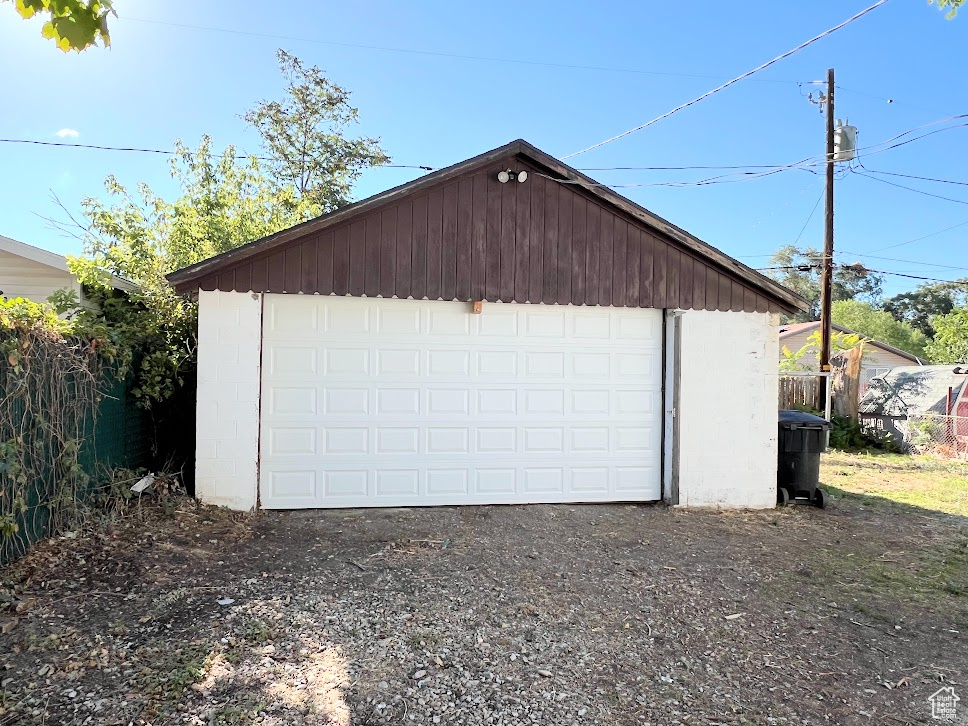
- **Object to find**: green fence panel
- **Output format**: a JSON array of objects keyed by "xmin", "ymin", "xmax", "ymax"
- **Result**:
[{"xmin": 0, "ymin": 369, "xmax": 149, "ymax": 566}]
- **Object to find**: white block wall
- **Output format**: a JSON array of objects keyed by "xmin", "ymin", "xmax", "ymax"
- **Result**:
[
  {"xmin": 676, "ymin": 310, "xmax": 780, "ymax": 508},
  {"xmin": 196, "ymin": 290, "xmax": 263, "ymax": 510}
]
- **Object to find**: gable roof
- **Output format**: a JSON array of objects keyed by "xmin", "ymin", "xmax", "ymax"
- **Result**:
[
  {"xmin": 168, "ymin": 139, "xmax": 808, "ymax": 313},
  {"xmin": 0, "ymin": 235, "xmax": 136, "ymax": 293},
  {"xmin": 779, "ymin": 320, "xmax": 924, "ymax": 364}
]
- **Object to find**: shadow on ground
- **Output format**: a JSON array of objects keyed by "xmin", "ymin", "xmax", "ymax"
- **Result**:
[{"xmin": 1, "ymin": 479, "xmax": 966, "ymax": 725}]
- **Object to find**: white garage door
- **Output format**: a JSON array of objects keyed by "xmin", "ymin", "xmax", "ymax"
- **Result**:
[{"xmin": 259, "ymin": 295, "xmax": 663, "ymax": 508}]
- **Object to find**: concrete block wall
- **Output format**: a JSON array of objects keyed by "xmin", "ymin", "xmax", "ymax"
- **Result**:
[
  {"xmin": 676, "ymin": 310, "xmax": 780, "ymax": 508},
  {"xmin": 196, "ymin": 290, "xmax": 262, "ymax": 510}
]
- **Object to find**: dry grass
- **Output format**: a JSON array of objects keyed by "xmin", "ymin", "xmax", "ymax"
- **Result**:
[{"xmin": 822, "ymin": 449, "xmax": 968, "ymax": 517}]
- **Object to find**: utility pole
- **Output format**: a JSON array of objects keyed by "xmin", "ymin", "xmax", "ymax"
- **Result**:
[{"xmin": 819, "ymin": 68, "xmax": 835, "ymax": 387}]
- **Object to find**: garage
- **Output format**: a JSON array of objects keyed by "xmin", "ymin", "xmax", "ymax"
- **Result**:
[
  {"xmin": 169, "ymin": 139, "xmax": 807, "ymax": 511},
  {"xmin": 259, "ymin": 295, "xmax": 662, "ymax": 508}
]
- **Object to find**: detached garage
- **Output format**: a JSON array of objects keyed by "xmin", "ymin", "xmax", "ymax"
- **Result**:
[{"xmin": 168, "ymin": 139, "xmax": 807, "ymax": 511}]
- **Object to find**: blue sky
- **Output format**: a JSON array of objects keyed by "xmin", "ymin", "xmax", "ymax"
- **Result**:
[{"xmin": 1, "ymin": 0, "xmax": 966, "ymax": 297}]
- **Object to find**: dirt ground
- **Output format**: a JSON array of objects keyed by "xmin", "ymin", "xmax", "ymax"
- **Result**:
[{"xmin": 1, "ymin": 453, "xmax": 966, "ymax": 725}]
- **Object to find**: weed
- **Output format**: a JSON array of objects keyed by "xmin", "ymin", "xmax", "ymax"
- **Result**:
[{"xmin": 242, "ymin": 619, "xmax": 274, "ymax": 644}]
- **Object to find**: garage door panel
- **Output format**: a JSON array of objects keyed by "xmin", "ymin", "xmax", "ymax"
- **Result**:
[
  {"xmin": 268, "ymin": 386, "xmax": 318, "ymax": 416},
  {"xmin": 264, "ymin": 462, "xmax": 661, "ymax": 508},
  {"xmin": 475, "ymin": 350, "xmax": 518, "ymax": 377},
  {"xmin": 323, "ymin": 427, "xmax": 369, "ymax": 455},
  {"xmin": 269, "ymin": 345, "xmax": 318, "ymax": 377},
  {"xmin": 570, "ymin": 312, "xmax": 611, "ymax": 339},
  {"xmin": 427, "ymin": 468, "xmax": 470, "ymax": 495},
  {"xmin": 260, "ymin": 297, "xmax": 662, "ymax": 508},
  {"xmin": 478, "ymin": 309, "xmax": 518, "ymax": 337},
  {"xmin": 377, "ymin": 306, "xmax": 421, "ymax": 335},
  {"xmin": 324, "ymin": 347, "xmax": 370, "ymax": 375},
  {"xmin": 571, "ymin": 467, "xmax": 609, "ymax": 493},
  {"xmin": 427, "ymin": 307, "xmax": 471, "ymax": 336},
  {"xmin": 324, "ymin": 388, "xmax": 370, "ymax": 415},
  {"xmin": 427, "ymin": 427, "xmax": 470, "ymax": 454},
  {"xmin": 264, "ymin": 470, "xmax": 317, "ymax": 507},
  {"xmin": 268, "ymin": 427, "xmax": 317, "ymax": 456},
  {"xmin": 267, "ymin": 297, "xmax": 319, "ymax": 335},
  {"xmin": 427, "ymin": 349, "xmax": 471, "ymax": 376},
  {"xmin": 325, "ymin": 304, "xmax": 371, "ymax": 334}
]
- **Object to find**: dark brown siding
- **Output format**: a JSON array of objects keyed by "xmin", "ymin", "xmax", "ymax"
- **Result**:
[{"xmin": 194, "ymin": 154, "xmax": 784, "ymax": 313}]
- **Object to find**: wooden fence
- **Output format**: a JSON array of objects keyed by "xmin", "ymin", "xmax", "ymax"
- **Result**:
[
  {"xmin": 779, "ymin": 347, "xmax": 864, "ymax": 419},
  {"xmin": 779, "ymin": 375, "xmax": 823, "ymax": 411}
]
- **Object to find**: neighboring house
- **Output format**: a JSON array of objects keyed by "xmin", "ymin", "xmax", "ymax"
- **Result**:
[
  {"xmin": 0, "ymin": 234, "xmax": 134, "ymax": 308},
  {"xmin": 779, "ymin": 320, "xmax": 923, "ymax": 393},
  {"xmin": 168, "ymin": 138, "xmax": 809, "ymax": 513},
  {"xmin": 859, "ymin": 365, "xmax": 968, "ymax": 447}
]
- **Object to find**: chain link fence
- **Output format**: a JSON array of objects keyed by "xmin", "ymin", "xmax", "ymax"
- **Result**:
[{"xmin": 895, "ymin": 413, "xmax": 968, "ymax": 459}]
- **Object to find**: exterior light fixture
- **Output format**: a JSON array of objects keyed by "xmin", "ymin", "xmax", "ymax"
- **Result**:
[{"xmin": 497, "ymin": 169, "xmax": 529, "ymax": 183}]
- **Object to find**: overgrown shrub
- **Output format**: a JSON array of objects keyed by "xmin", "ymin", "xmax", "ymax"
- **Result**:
[
  {"xmin": 830, "ymin": 415, "xmax": 901, "ymax": 453},
  {"xmin": 0, "ymin": 298, "xmax": 107, "ymax": 559},
  {"xmin": 0, "ymin": 297, "xmax": 160, "ymax": 562},
  {"xmin": 785, "ymin": 403, "xmax": 900, "ymax": 453}
]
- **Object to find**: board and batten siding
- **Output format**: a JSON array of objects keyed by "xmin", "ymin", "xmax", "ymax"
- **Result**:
[{"xmin": 187, "ymin": 155, "xmax": 784, "ymax": 314}]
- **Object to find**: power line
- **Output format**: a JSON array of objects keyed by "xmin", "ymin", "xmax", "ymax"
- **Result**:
[
  {"xmin": 862, "ymin": 268, "xmax": 968, "ymax": 283},
  {"xmin": 561, "ymin": 0, "xmax": 891, "ymax": 159},
  {"xmin": 124, "ymin": 16, "xmax": 802, "ymax": 83},
  {"xmin": 867, "ymin": 218, "xmax": 968, "ymax": 252},
  {"xmin": 756, "ymin": 262, "xmax": 968, "ymax": 284},
  {"xmin": 4, "ymin": 136, "xmax": 815, "ymax": 187},
  {"xmin": 860, "ymin": 168, "xmax": 968, "ymax": 187},
  {"xmin": 0, "ymin": 138, "xmax": 436, "ymax": 170},
  {"xmin": 853, "ymin": 169, "xmax": 968, "ymax": 206},
  {"xmin": 793, "ymin": 189, "xmax": 825, "ymax": 245},
  {"xmin": 8, "ymin": 112, "xmax": 966, "ymax": 184},
  {"xmin": 577, "ymin": 163, "xmax": 806, "ymax": 171},
  {"xmin": 837, "ymin": 250, "xmax": 968, "ymax": 271},
  {"xmin": 741, "ymin": 216, "xmax": 968, "ymax": 262},
  {"xmin": 854, "ymin": 120, "xmax": 968, "ymax": 157}
]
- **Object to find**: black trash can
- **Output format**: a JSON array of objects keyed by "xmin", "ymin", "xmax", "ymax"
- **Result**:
[{"xmin": 777, "ymin": 409, "xmax": 832, "ymax": 508}]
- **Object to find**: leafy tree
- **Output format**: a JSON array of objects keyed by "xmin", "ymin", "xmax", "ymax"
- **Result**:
[
  {"xmin": 51, "ymin": 137, "xmax": 323, "ymax": 405},
  {"xmin": 780, "ymin": 329, "xmax": 862, "ymax": 372},
  {"xmin": 925, "ymin": 306, "xmax": 968, "ymax": 364},
  {"xmin": 4, "ymin": 0, "xmax": 113, "ymax": 51},
  {"xmin": 933, "ymin": 0, "xmax": 965, "ymax": 18},
  {"xmin": 49, "ymin": 52, "xmax": 387, "ymax": 405},
  {"xmin": 831, "ymin": 300, "xmax": 929, "ymax": 360},
  {"xmin": 766, "ymin": 245, "xmax": 884, "ymax": 322},
  {"xmin": 882, "ymin": 280, "xmax": 967, "ymax": 338},
  {"xmin": 243, "ymin": 50, "xmax": 390, "ymax": 211}
]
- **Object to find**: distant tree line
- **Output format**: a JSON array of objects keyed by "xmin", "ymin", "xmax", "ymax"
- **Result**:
[{"xmin": 766, "ymin": 245, "xmax": 968, "ymax": 364}]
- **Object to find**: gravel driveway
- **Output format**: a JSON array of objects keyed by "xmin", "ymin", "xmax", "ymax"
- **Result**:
[{"xmin": 1, "ymin": 479, "xmax": 966, "ymax": 725}]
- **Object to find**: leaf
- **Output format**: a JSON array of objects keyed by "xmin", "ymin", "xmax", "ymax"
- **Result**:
[{"xmin": 14, "ymin": 0, "xmax": 38, "ymax": 20}]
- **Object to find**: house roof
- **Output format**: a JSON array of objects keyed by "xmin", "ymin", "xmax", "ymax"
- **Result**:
[
  {"xmin": 0, "ymin": 235, "xmax": 136, "ymax": 293},
  {"xmin": 167, "ymin": 139, "xmax": 809, "ymax": 313},
  {"xmin": 778, "ymin": 320, "xmax": 923, "ymax": 364},
  {"xmin": 858, "ymin": 365, "xmax": 968, "ymax": 417}
]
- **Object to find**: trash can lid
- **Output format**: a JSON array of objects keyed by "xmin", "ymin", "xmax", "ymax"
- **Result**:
[{"xmin": 778, "ymin": 409, "xmax": 832, "ymax": 430}]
